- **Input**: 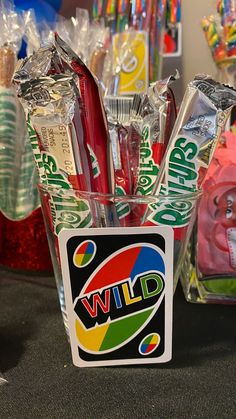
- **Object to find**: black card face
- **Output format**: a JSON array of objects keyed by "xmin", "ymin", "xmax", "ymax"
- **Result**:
[{"xmin": 59, "ymin": 226, "xmax": 173, "ymax": 367}]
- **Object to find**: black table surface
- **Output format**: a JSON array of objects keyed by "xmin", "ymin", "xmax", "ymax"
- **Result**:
[{"xmin": 0, "ymin": 269, "xmax": 235, "ymax": 419}]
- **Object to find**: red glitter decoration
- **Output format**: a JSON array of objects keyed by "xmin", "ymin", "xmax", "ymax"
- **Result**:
[{"xmin": 0, "ymin": 207, "xmax": 53, "ymax": 273}]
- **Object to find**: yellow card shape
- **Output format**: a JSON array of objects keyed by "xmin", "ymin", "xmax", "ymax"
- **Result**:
[{"xmin": 113, "ymin": 31, "xmax": 149, "ymax": 95}]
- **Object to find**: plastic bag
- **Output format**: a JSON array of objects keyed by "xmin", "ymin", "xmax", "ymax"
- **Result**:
[
  {"xmin": 182, "ymin": 131, "xmax": 236, "ymax": 303},
  {"xmin": 0, "ymin": 1, "xmax": 40, "ymax": 220}
]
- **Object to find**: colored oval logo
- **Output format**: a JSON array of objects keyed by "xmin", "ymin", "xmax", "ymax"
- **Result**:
[
  {"xmin": 73, "ymin": 240, "xmax": 96, "ymax": 268},
  {"xmin": 139, "ymin": 333, "xmax": 161, "ymax": 356},
  {"xmin": 74, "ymin": 243, "xmax": 165, "ymax": 354}
]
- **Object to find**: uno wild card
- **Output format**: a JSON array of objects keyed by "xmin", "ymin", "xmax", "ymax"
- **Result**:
[{"xmin": 59, "ymin": 226, "xmax": 173, "ymax": 367}]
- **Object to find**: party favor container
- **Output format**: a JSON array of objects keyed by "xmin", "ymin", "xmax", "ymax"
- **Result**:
[{"xmin": 39, "ymin": 184, "xmax": 200, "ymax": 367}]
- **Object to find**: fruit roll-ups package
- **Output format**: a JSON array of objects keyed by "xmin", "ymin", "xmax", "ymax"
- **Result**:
[
  {"xmin": 17, "ymin": 74, "xmax": 94, "ymax": 238},
  {"xmin": 54, "ymin": 35, "xmax": 119, "ymax": 227},
  {"xmin": 18, "ymin": 74, "xmax": 92, "ymax": 193},
  {"xmin": 54, "ymin": 34, "xmax": 114, "ymax": 196},
  {"xmin": 134, "ymin": 72, "xmax": 178, "ymax": 198},
  {"xmin": 14, "ymin": 35, "xmax": 115, "ymax": 195},
  {"xmin": 143, "ymin": 75, "xmax": 236, "ymax": 240}
]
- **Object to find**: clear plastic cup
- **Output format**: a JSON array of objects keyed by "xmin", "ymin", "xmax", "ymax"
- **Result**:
[{"xmin": 38, "ymin": 184, "xmax": 201, "ymax": 333}]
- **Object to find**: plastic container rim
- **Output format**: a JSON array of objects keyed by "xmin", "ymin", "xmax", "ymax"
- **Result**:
[{"xmin": 38, "ymin": 183, "xmax": 203, "ymax": 204}]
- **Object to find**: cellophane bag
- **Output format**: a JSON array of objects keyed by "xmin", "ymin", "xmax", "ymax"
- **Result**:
[
  {"xmin": 181, "ymin": 130, "xmax": 236, "ymax": 303},
  {"xmin": 0, "ymin": 1, "xmax": 52, "ymax": 273}
]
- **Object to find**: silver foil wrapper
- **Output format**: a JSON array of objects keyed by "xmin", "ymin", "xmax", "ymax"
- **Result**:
[
  {"xmin": 133, "ymin": 72, "xmax": 178, "ymax": 196},
  {"xmin": 143, "ymin": 75, "xmax": 236, "ymax": 228},
  {"xmin": 18, "ymin": 73, "xmax": 92, "ymax": 192},
  {"xmin": 156, "ymin": 75, "xmax": 236, "ymax": 195}
]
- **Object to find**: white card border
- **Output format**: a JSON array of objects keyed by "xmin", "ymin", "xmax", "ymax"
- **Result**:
[{"xmin": 58, "ymin": 226, "xmax": 173, "ymax": 367}]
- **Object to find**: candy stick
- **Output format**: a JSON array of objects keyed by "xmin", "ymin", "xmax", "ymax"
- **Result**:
[
  {"xmin": 92, "ymin": 0, "xmax": 104, "ymax": 20},
  {"xmin": 0, "ymin": 46, "xmax": 39, "ymax": 220},
  {"xmin": 89, "ymin": 23, "xmax": 110, "ymax": 82},
  {"xmin": 177, "ymin": 0, "xmax": 181, "ymax": 22},
  {"xmin": 136, "ymin": 0, "xmax": 145, "ymax": 30},
  {"xmin": 14, "ymin": 116, "xmax": 40, "ymax": 219},
  {"xmin": 90, "ymin": 44, "xmax": 107, "ymax": 80},
  {"xmin": 139, "ymin": 0, "xmax": 148, "ymax": 30},
  {"xmin": 117, "ymin": 0, "xmax": 130, "ymax": 32},
  {"xmin": 224, "ymin": 0, "xmax": 234, "ymax": 21},
  {"xmin": 130, "ymin": 0, "xmax": 138, "ymax": 29},
  {"xmin": 0, "ymin": 47, "xmax": 18, "ymax": 217},
  {"xmin": 0, "ymin": 0, "xmax": 41, "ymax": 221},
  {"xmin": 217, "ymin": 0, "xmax": 225, "ymax": 25},
  {"xmin": 142, "ymin": 0, "xmax": 153, "ymax": 31},
  {"xmin": 149, "ymin": 0, "xmax": 166, "ymax": 82},
  {"xmin": 170, "ymin": 0, "xmax": 176, "ymax": 24},
  {"xmin": 0, "ymin": 47, "xmax": 15, "ymax": 88},
  {"xmin": 106, "ymin": 0, "xmax": 117, "ymax": 34},
  {"xmin": 130, "ymin": 0, "xmax": 145, "ymax": 30},
  {"xmin": 149, "ymin": 1, "xmax": 156, "ymax": 82}
]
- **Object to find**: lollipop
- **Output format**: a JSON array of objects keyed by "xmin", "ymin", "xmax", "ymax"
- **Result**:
[
  {"xmin": 202, "ymin": 15, "xmax": 226, "ymax": 64},
  {"xmin": 224, "ymin": 17, "xmax": 236, "ymax": 56}
]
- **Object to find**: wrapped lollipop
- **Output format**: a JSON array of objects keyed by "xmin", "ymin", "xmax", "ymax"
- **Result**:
[
  {"xmin": 0, "ymin": 1, "xmax": 52, "ymax": 272},
  {"xmin": 201, "ymin": 15, "xmax": 226, "ymax": 64},
  {"xmin": 223, "ymin": 7, "xmax": 236, "ymax": 57},
  {"xmin": 23, "ymin": 8, "xmax": 41, "ymax": 56},
  {"xmin": 0, "ymin": 46, "xmax": 18, "ymax": 217},
  {"xmin": 202, "ymin": 2, "xmax": 236, "ymax": 86},
  {"xmin": 0, "ymin": 2, "xmax": 23, "ymax": 218},
  {"xmin": 89, "ymin": 21, "xmax": 110, "ymax": 83},
  {"xmin": 0, "ymin": 4, "xmax": 38, "ymax": 220},
  {"xmin": 55, "ymin": 8, "xmax": 90, "ymax": 64}
]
